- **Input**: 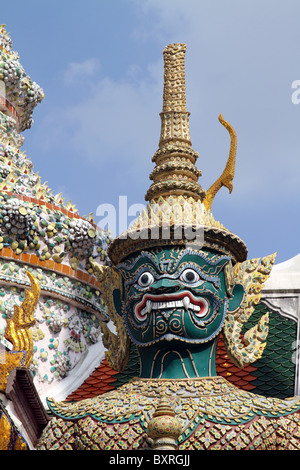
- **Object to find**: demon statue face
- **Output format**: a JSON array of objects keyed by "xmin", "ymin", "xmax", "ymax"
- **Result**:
[
  {"xmin": 93, "ymin": 246, "xmax": 275, "ymax": 379},
  {"xmin": 118, "ymin": 247, "xmax": 242, "ymax": 347}
]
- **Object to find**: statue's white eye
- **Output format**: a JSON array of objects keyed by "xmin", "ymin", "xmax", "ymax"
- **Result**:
[
  {"xmin": 138, "ymin": 272, "xmax": 154, "ymax": 288},
  {"xmin": 180, "ymin": 268, "xmax": 200, "ymax": 284}
]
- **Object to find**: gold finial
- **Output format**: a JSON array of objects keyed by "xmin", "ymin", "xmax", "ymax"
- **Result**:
[
  {"xmin": 159, "ymin": 43, "xmax": 191, "ymax": 147},
  {"xmin": 147, "ymin": 396, "xmax": 182, "ymax": 450},
  {"xmin": 145, "ymin": 43, "xmax": 205, "ymax": 202},
  {"xmin": 0, "ymin": 271, "xmax": 40, "ymax": 391},
  {"xmin": 162, "ymin": 43, "xmax": 187, "ymax": 113}
]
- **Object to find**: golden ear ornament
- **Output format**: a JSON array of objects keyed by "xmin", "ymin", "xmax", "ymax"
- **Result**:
[
  {"xmin": 223, "ymin": 253, "xmax": 276, "ymax": 368},
  {"xmin": 91, "ymin": 262, "xmax": 130, "ymax": 372}
]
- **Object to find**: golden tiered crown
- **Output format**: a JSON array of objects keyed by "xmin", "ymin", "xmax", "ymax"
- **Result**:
[
  {"xmin": 108, "ymin": 43, "xmax": 247, "ymax": 265},
  {"xmin": 146, "ymin": 43, "xmax": 205, "ymax": 202}
]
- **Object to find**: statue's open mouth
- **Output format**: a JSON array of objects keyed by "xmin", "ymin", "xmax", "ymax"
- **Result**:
[{"xmin": 134, "ymin": 290, "xmax": 209, "ymax": 322}]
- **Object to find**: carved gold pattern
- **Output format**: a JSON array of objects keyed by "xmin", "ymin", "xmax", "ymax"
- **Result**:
[
  {"xmin": 91, "ymin": 262, "xmax": 130, "ymax": 372},
  {"xmin": 203, "ymin": 114, "xmax": 237, "ymax": 211},
  {"xmin": 132, "ymin": 195, "xmax": 224, "ymax": 231},
  {"xmin": 0, "ymin": 271, "xmax": 40, "ymax": 391},
  {"xmin": 0, "ymin": 409, "xmax": 28, "ymax": 450},
  {"xmin": 108, "ymin": 193, "xmax": 248, "ymax": 265},
  {"xmin": 0, "ymin": 412, "xmax": 12, "ymax": 450},
  {"xmin": 223, "ymin": 253, "xmax": 277, "ymax": 368}
]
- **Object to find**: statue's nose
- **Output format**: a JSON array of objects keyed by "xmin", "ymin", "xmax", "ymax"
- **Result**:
[{"xmin": 149, "ymin": 278, "xmax": 181, "ymax": 294}]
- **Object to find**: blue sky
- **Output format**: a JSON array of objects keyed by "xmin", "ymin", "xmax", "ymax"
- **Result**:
[{"xmin": 1, "ymin": 0, "xmax": 300, "ymax": 264}]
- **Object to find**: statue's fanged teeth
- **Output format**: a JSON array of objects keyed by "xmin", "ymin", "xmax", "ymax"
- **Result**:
[
  {"xmin": 183, "ymin": 296, "xmax": 190, "ymax": 311},
  {"xmin": 138, "ymin": 297, "xmax": 203, "ymax": 317}
]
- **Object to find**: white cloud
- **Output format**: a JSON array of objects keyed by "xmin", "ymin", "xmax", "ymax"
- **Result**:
[
  {"xmin": 63, "ymin": 58, "xmax": 101, "ymax": 86},
  {"xmin": 36, "ymin": 39, "xmax": 165, "ymax": 165}
]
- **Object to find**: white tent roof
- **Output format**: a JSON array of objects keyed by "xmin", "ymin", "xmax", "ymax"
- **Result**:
[{"xmin": 264, "ymin": 254, "xmax": 300, "ymax": 291}]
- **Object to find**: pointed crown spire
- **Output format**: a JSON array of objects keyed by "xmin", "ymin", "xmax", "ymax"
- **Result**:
[
  {"xmin": 108, "ymin": 44, "xmax": 248, "ymax": 266},
  {"xmin": 159, "ymin": 43, "xmax": 190, "ymax": 144},
  {"xmin": 145, "ymin": 43, "xmax": 205, "ymax": 202}
]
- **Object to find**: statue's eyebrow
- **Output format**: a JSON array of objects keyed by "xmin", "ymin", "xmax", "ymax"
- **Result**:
[
  {"xmin": 171, "ymin": 249, "xmax": 231, "ymax": 276},
  {"xmin": 117, "ymin": 252, "xmax": 159, "ymax": 279},
  {"xmin": 117, "ymin": 249, "xmax": 231, "ymax": 285}
]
